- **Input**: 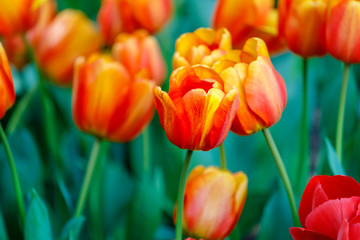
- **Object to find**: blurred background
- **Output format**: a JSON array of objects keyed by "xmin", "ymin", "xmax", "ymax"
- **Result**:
[{"xmin": 1, "ymin": 0, "xmax": 360, "ymax": 239}]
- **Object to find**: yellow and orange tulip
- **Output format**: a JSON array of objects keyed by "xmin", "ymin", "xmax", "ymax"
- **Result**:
[
  {"xmin": 215, "ymin": 38, "xmax": 287, "ymax": 135},
  {"xmin": 325, "ymin": 0, "xmax": 360, "ymax": 64},
  {"xmin": 97, "ymin": 0, "xmax": 172, "ymax": 45},
  {"xmin": 0, "ymin": 0, "xmax": 48, "ymax": 36},
  {"xmin": 72, "ymin": 54, "xmax": 155, "ymax": 142},
  {"xmin": 172, "ymin": 28, "xmax": 232, "ymax": 70},
  {"xmin": 174, "ymin": 166, "xmax": 248, "ymax": 240},
  {"xmin": 153, "ymin": 65, "xmax": 239, "ymax": 151},
  {"xmin": 112, "ymin": 30, "xmax": 166, "ymax": 86},
  {"xmin": 34, "ymin": 10, "xmax": 102, "ymax": 85},
  {"xmin": 278, "ymin": 0, "xmax": 328, "ymax": 57},
  {"xmin": 213, "ymin": 0, "xmax": 285, "ymax": 54},
  {"xmin": 0, "ymin": 44, "xmax": 16, "ymax": 119}
]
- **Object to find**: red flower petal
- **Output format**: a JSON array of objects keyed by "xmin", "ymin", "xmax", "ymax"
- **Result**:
[{"xmin": 289, "ymin": 227, "xmax": 333, "ymax": 240}]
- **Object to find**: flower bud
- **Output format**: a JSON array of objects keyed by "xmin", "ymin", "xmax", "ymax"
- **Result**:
[
  {"xmin": 72, "ymin": 54, "xmax": 155, "ymax": 142},
  {"xmin": 174, "ymin": 166, "xmax": 248, "ymax": 240}
]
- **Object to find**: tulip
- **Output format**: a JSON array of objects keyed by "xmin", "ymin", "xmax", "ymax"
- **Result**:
[
  {"xmin": 213, "ymin": 0, "xmax": 285, "ymax": 53},
  {"xmin": 0, "ymin": 43, "xmax": 16, "ymax": 119},
  {"xmin": 112, "ymin": 30, "xmax": 166, "ymax": 86},
  {"xmin": 325, "ymin": 0, "xmax": 360, "ymax": 64},
  {"xmin": 153, "ymin": 65, "xmax": 239, "ymax": 151},
  {"xmin": 97, "ymin": 0, "xmax": 172, "ymax": 45},
  {"xmin": 0, "ymin": 0, "xmax": 47, "ymax": 36},
  {"xmin": 72, "ymin": 54, "xmax": 155, "ymax": 142},
  {"xmin": 278, "ymin": 0, "xmax": 328, "ymax": 57},
  {"xmin": 173, "ymin": 166, "xmax": 248, "ymax": 240},
  {"xmin": 34, "ymin": 10, "xmax": 102, "ymax": 85},
  {"xmin": 215, "ymin": 38, "xmax": 287, "ymax": 135},
  {"xmin": 289, "ymin": 175, "xmax": 360, "ymax": 240},
  {"xmin": 172, "ymin": 28, "xmax": 232, "ymax": 70}
]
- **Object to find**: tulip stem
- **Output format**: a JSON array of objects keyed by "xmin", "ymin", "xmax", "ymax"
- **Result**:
[
  {"xmin": 336, "ymin": 63, "xmax": 350, "ymax": 162},
  {"xmin": 74, "ymin": 138, "xmax": 103, "ymax": 217},
  {"xmin": 219, "ymin": 143, "xmax": 227, "ymax": 170},
  {"xmin": 0, "ymin": 124, "xmax": 25, "ymax": 225},
  {"xmin": 143, "ymin": 127, "xmax": 150, "ymax": 174},
  {"xmin": 175, "ymin": 150, "xmax": 193, "ymax": 240},
  {"xmin": 6, "ymin": 84, "xmax": 38, "ymax": 135},
  {"xmin": 262, "ymin": 129, "xmax": 300, "ymax": 227}
]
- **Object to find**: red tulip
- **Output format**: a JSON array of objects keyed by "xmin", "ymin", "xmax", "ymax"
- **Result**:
[
  {"xmin": 0, "ymin": 43, "xmax": 16, "ymax": 119},
  {"xmin": 289, "ymin": 175, "xmax": 360, "ymax": 240},
  {"xmin": 153, "ymin": 65, "xmax": 239, "ymax": 151},
  {"xmin": 72, "ymin": 54, "xmax": 155, "ymax": 142},
  {"xmin": 173, "ymin": 166, "xmax": 248, "ymax": 240},
  {"xmin": 325, "ymin": 0, "xmax": 360, "ymax": 64}
]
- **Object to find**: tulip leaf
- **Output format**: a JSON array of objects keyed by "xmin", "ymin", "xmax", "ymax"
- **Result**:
[
  {"xmin": 0, "ymin": 207, "xmax": 9, "ymax": 240},
  {"xmin": 25, "ymin": 189, "xmax": 52, "ymax": 240},
  {"xmin": 57, "ymin": 216, "xmax": 85, "ymax": 240},
  {"xmin": 325, "ymin": 137, "xmax": 346, "ymax": 175}
]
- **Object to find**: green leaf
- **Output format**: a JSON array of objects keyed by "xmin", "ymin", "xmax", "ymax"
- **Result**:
[
  {"xmin": 324, "ymin": 137, "xmax": 346, "ymax": 175},
  {"xmin": 0, "ymin": 207, "xmax": 9, "ymax": 240},
  {"xmin": 57, "ymin": 216, "xmax": 85, "ymax": 240},
  {"xmin": 25, "ymin": 189, "xmax": 52, "ymax": 240}
]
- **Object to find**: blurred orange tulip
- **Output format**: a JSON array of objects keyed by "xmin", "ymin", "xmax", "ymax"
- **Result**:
[
  {"xmin": 97, "ymin": 0, "xmax": 172, "ymax": 45},
  {"xmin": 325, "ymin": 0, "xmax": 360, "ymax": 64},
  {"xmin": 112, "ymin": 30, "xmax": 166, "ymax": 86},
  {"xmin": 278, "ymin": 0, "xmax": 328, "ymax": 57},
  {"xmin": 153, "ymin": 65, "xmax": 239, "ymax": 151},
  {"xmin": 172, "ymin": 28, "xmax": 232, "ymax": 70},
  {"xmin": 0, "ymin": 0, "xmax": 47, "ymax": 36},
  {"xmin": 34, "ymin": 10, "xmax": 102, "ymax": 85},
  {"xmin": 72, "ymin": 54, "xmax": 155, "ymax": 142},
  {"xmin": 213, "ymin": 0, "xmax": 285, "ymax": 54},
  {"xmin": 0, "ymin": 44, "xmax": 16, "ymax": 119},
  {"xmin": 2, "ymin": 0, "xmax": 56, "ymax": 69},
  {"xmin": 174, "ymin": 166, "xmax": 248, "ymax": 240},
  {"xmin": 215, "ymin": 38, "xmax": 287, "ymax": 135}
]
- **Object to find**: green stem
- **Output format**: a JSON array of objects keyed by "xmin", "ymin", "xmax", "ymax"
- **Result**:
[
  {"xmin": 74, "ymin": 138, "xmax": 102, "ymax": 217},
  {"xmin": 0, "ymin": 124, "xmax": 25, "ymax": 225},
  {"xmin": 336, "ymin": 63, "xmax": 351, "ymax": 163},
  {"xmin": 219, "ymin": 143, "xmax": 227, "ymax": 170},
  {"xmin": 6, "ymin": 84, "xmax": 38, "ymax": 135},
  {"xmin": 262, "ymin": 129, "xmax": 300, "ymax": 227},
  {"xmin": 175, "ymin": 150, "xmax": 193, "ymax": 240},
  {"xmin": 143, "ymin": 127, "xmax": 150, "ymax": 174}
]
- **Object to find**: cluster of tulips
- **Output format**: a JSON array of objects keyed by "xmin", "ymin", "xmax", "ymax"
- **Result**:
[{"xmin": 0, "ymin": 0, "xmax": 360, "ymax": 239}]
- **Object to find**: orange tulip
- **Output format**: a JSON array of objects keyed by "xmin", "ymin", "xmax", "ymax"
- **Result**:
[
  {"xmin": 72, "ymin": 54, "xmax": 155, "ymax": 142},
  {"xmin": 0, "ymin": 0, "xmax": 47, "ymax": 36},
  {"xmin": 172, "ymin": 28, "xmax": 232, "ymax": 70},
  {"xmin": 0, "ymin": 43, "xmax": 16, "ymax": 119},
  {"xmin": 173, "ymin": 166, "xmax": 248, "ymax": 240},
  {"xmin": 215, "ymin": 38, "xmax": 287, "ymax": 135},
  {"xmin": 112, "ymin": 30, "xmax": 166, "ymax": 86},
  {"xmin": 325, "ymin": 0, "xmax": 360, "ymax": 64},
  {"xmin": 278, "ymin": 0, "xmax": 328, "ymax": 57},
  {"xmin": 153, "ymin": 65, "xmax": 239, "ymax": 151},
  {"xmin": 213, "ymin": 0, "xmax": 285, "ymax": 54},
  {"xmin": 97, "ymin": 0, "xmax": 172, "ymax": 45},
  {"xmin": 34, "ymin": 10, "xmax": 102, "ymax": 85}
]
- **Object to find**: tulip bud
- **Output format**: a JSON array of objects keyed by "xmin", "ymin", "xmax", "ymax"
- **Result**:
[
  {"xmin": 34, "ymin": 10, "xmax": 102, "ymax": 85},
  {"xmin": 325, "ymin": 0, "xmax": 360, "ymax": 64},
  {"xmin": 72, "ymin": 54, "xmax": 155, "ymax": 142},
  {"xmin": 97, "ymin": 0, "xmax": 172, "ymax": 45},
  {"xmin": 213, "ymin": 0, "xmax": 285, "ymax": 54},
  {"xmin": 278, "ymin": 0, "xmax": 328, "ymax": 57},
  {"xmin": 112, "ymin": 30, "xmax": 166, "ymax": 86},
  {"xmin": 172, "ymin": 28, "xmax": 232, "ymax": 70},
  {"xmin": 174, "ymin": 166, "xmax": 248, "ymax": 240},
  {"xmin": 153, "ymin": 65, "xmax": 239, "ymax": 151},
  {"xmin": 216, "ymin": 38, "xmax": 287, "ymax": 135},
  {"xmin": 0, "ymin": 0, "xmax": 47, "ymax": 36},
  {"xmin": 0, "ymin": 43, "xmax": 16, "ymax": 119}
]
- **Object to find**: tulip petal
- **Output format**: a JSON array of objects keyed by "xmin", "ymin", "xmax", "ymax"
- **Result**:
[
  {"xmin": 337, "ymin": 219, "xmax": 350, "ymax": 240},
  {"xmin": 244, "ymin": 56, "xmax": 287, "ymax": 128},
  {"xmin": 0, "ymin": 44, "xmax": 15, "ymax": 119},
  {"xmin": 240, "ymin": 38, "xmax": 270, "ymax": 63},
  {"xmin": 289, "ymin": 227, "xmax": 333, "ymax": 240}
]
